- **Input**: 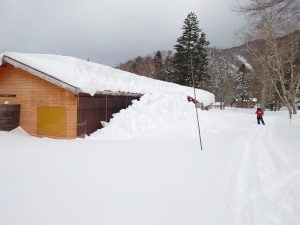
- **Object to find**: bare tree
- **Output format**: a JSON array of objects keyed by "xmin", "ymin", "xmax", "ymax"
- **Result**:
[
  {"xmin": 208, "ymin": 48, "xmax": 237, "ymax": 109},
  {"xmin": 238, "ymin": 0, "xmax": 300, "ymax": 119},
  {"xmin": 238, "ymin": 0, "xmax": 299, "ymax": 16}
]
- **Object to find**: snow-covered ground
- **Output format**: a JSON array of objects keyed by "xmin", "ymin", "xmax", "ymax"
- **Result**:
[{"xmin": 1, "ymin": 104, "xmax": 299, "ymax": 225}]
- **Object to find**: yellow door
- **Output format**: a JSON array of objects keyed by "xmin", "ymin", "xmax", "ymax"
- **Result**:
[{"xmin": 37, "ymin": 107, "xmax": 66, "ymax": 137}]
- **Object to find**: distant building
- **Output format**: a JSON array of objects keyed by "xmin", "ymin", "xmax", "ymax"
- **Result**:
[{"xmin": 231, "ymin": 98, "xmax": 257, "ymax": 109}]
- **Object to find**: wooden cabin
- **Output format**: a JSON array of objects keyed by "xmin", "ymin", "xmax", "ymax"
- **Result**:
[{"xmin": 0, "ymin": 54, "xmax": 142, "ymax": 139}]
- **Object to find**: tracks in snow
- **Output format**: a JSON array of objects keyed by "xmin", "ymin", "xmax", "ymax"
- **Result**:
[{"xmin": 227, "ymin": 117, "xmax": 300, "ymax": 225}]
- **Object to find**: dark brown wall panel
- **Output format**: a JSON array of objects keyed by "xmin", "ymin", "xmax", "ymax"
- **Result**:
[
  {"xmin": 77, "ymin": 95, "xmax": 139, "ymax": 137},
  {"xmin": 0, "ymin": 104, "xmax": 20, "ymax": 131}
]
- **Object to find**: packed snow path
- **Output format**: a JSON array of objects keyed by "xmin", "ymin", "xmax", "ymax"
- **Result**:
[
  {"xmin": 228, "ymin": 116, "xmax": 299, "ymax": 225},
  {"xmin": 0, "ymin": 109, "xmax": 299, "ymax": 225}
]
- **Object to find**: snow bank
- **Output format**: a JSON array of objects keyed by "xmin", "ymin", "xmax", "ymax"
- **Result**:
[
  {"xmin": 89, "ymin": 92, "xmax": 214, "ymax": 139},
  {"xmin": 0, "ymin": 52, "xmax": 214, "ymax": 102}
]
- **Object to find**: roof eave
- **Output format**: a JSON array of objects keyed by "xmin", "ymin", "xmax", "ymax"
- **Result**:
[
  {"xmin": 3, "ymin": 56, "xmax": 80, "ymax": 95},
  {"xmin": 79, "ymin": 90, "xmax": 143, "ymax": 98}
]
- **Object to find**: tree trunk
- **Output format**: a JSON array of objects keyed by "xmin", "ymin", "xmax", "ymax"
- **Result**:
[
  {"xmin": 288, "ymin": 107, "xmax": 293, "ymax": 120},
  {"xmin": 260, "ymin": 82, "xmax": 267, "ymax": 109},
  {"xmin": 286, "ymin": 101, "xmax": 293, "ymax": 119},
  {"xmin": 275, "ymin": 100, "xmax": 281, "ymax": 111},
  {"xmin": 291, "ymin": 98, "xmax": 298, "ymax": 114}
]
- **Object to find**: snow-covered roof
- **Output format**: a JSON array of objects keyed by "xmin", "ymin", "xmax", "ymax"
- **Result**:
[{"xmin": 0, "ymin": 52, "xmax": 214, "ymax": 105}]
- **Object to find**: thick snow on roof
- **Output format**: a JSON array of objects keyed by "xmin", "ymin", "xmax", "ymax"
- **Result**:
[{"xmin": 0, "ymin": 52, "xmax": 214, "ymax": 105}]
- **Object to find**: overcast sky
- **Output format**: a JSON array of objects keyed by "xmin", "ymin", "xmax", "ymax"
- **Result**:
[{"xmin": 0, "ymin": 0, "xmax": 245, "ymax": 66}]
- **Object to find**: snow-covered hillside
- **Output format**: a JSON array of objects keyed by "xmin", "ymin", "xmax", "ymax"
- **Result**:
[{"xmin": 0, "ymin": 109, "xmax": 299, "ymax": 225}]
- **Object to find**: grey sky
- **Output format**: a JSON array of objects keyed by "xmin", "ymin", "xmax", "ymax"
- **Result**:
[{"xmin": 0, "ymin": 0, "xmax": 245, "ymax": 66}]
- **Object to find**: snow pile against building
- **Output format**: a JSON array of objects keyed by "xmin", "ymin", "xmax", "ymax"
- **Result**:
[{"xmin": 89, "ymin": 92, "xmax": 216, "ymax": 139}]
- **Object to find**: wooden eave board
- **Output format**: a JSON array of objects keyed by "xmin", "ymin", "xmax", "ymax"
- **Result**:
[{"xmin": 2, "ymin": 56, "xmax": 80, "ymax": 95}]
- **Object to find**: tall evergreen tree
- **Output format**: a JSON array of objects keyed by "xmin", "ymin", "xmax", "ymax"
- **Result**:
[
  {"xmin": 163, "ymin": 50, "xmax": 176, "ymax": 82},
  {"xmin": 153, "ymin": 50, "xmax": 176, "ymax": 82},
  {"xmin": 233, "ymin": 64, "xmax": 251, "ymax": 107},
  {"xmin": 174, "ymin": 12, "xmax": 210, "ymax": 89},
  {"xmin": 153, "ymin": 50, "xmax": 164, "ymax": 80}
]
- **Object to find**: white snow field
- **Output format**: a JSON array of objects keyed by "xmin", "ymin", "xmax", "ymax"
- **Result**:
[
  {"xmin": 0, "ymin": 52, "xmax": 299, "ymax": 225},
  {"xmin": 1, "ymin": 100, "xmax": 299, "ymax": 225}
]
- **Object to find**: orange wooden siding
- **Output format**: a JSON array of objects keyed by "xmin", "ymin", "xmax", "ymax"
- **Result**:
[{"xmin": 0, "ymin": 63, "xmax": 77, "ymax": 139}]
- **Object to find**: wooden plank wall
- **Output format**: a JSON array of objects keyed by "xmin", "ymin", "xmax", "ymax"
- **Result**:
[
  {"xmin": 0, "ymin": 63, "xmax": 77, "ymax": 138},
  {"xmin": 77, "ymin": 95, "xmax": 140, "ymax": 137}
]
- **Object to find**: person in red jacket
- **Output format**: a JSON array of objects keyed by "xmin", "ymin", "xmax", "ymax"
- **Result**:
[{"xmin": 256, "ymin": 108, "xmax": 265, "ymax": 125}]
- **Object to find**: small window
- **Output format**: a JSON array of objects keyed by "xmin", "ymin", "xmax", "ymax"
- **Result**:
[
  {"xmin": 37, "ymin": 107, "xmax": 66, "ymax": 137},
  {"xmin": 0, "ymin": 94, "xmax": 16, "ymax": 97}
]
